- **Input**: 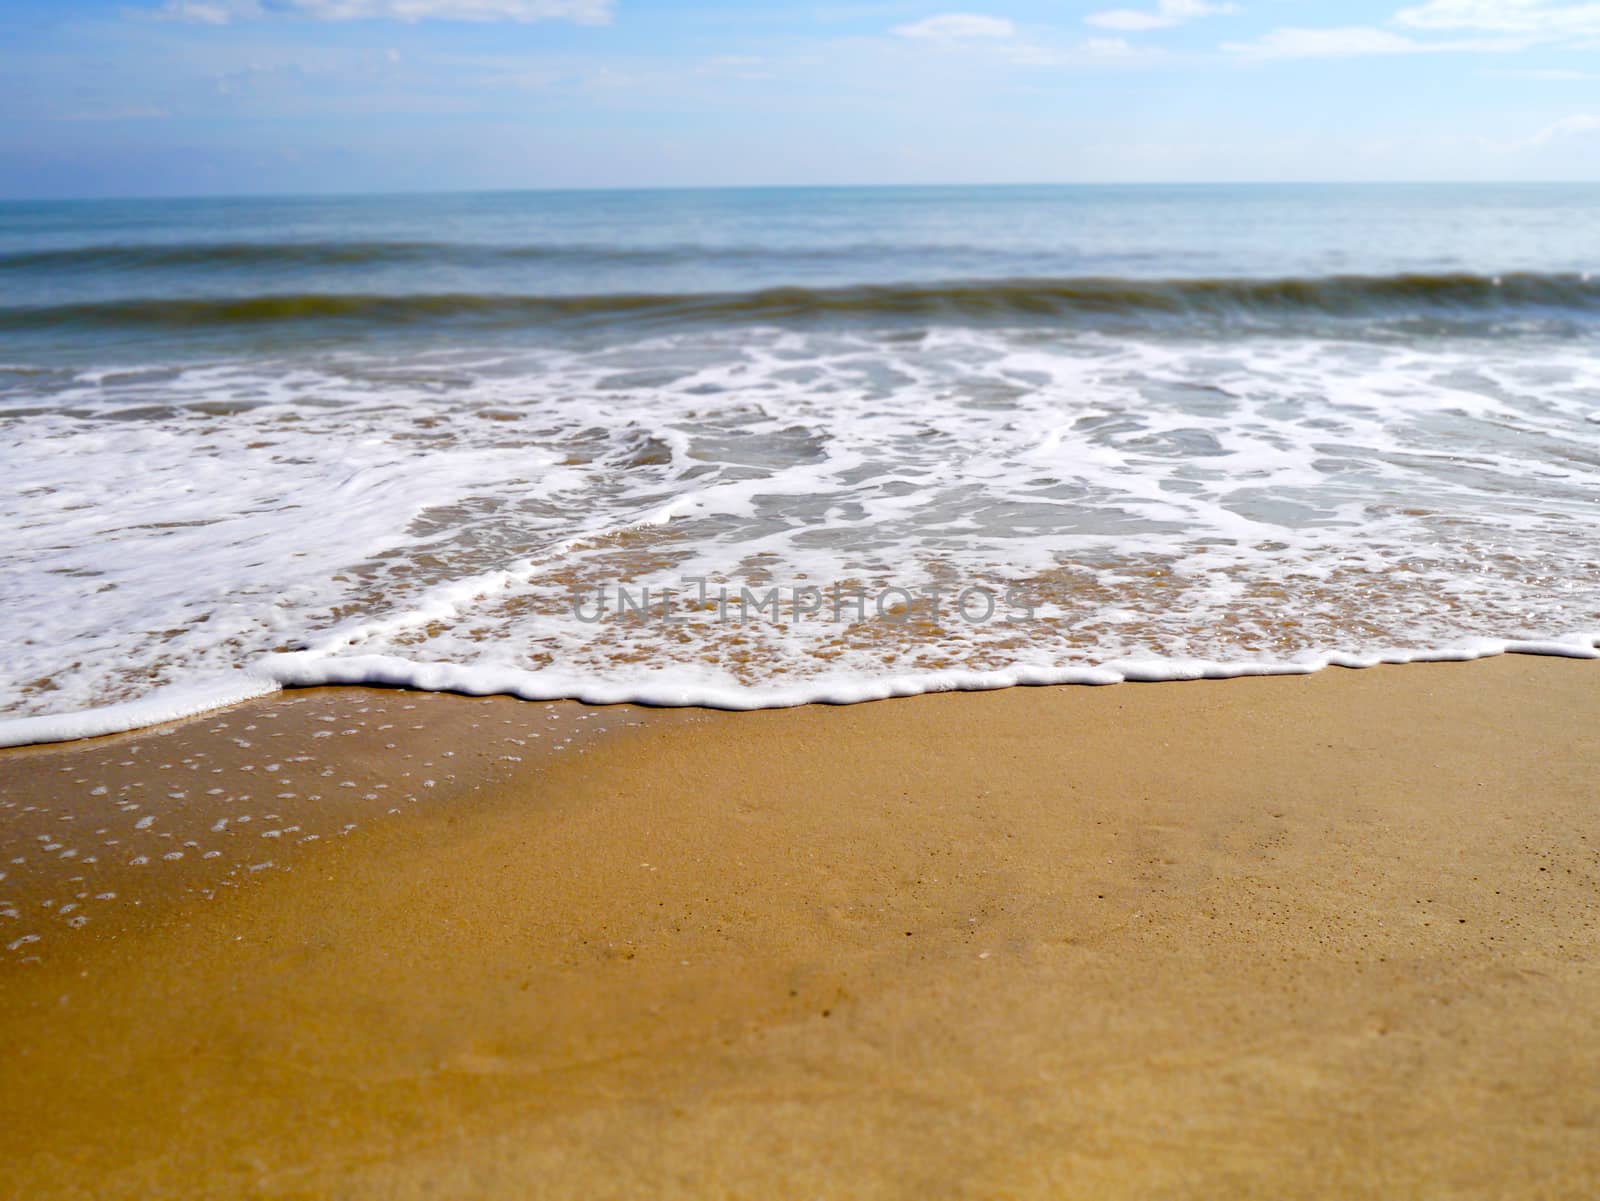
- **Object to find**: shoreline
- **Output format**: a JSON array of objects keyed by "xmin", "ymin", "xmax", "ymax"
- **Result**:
[
  {"xmin": 6, "ymin": 634, "xmax": 1599, "ymax": 750},
  {"xmin": 4, "ymin": 656, "xmax": 1599, "ymax": 1197}
]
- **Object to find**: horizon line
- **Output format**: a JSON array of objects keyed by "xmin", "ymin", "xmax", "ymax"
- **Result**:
[{"xmin": 3, "ymin": 178, "xmax": 1598, "ymax": 205}]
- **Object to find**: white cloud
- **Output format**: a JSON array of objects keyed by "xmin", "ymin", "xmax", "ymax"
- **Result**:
[
  {"xmin": 1226, "ymin": 0, "xmax": 1600, "ymax": 62},
  {"xmin": 1471, "ymin": 111, "xmax": 1600, "ymax": 153},
  {"xmin": 1083, "ymin": 36, "xmax": 1140, "ymax": 56},
  {"xmin": 891, "ymin": 13, "xmax": 1017, "ymax": 40},
  {"xmin": 1224, "ymin": 25, "xmax": 1429, "ymax": 56},
  {"xmin": 297, "ymin": 0, "xmax": 612, "ymax": 19},
  {"xmin": 157, "ymin": 1, "xmax": 249, "ymax": 21},
  {"xmin": 1085, "ymin": 0, "xmax": 1235, "ymax": 33},
  {"xmin": 1531, "ymin": 112, "xmax": 1600, "ymax": 142},
  {"xmin": 888, "ymin": 14, "xmax": 1164, "ymax": 66},
  {"xmin": 1000, "ymin": 35, "xmax": 1162, "ymax": 64},
  {"xmin": 1224, "ymin": 24, "xmax": 1525, "ymax": 57},
  {"xmin": 154, "ymin": 0, "xmax": 612, "ymax": 23},
  {"xmin": 1395, "ymin": 0, "xmax": 1600, "ymax": 35},
  {"xmin": 1085, "ymin": 10, "xmax": 1170, "ymax": 31}
]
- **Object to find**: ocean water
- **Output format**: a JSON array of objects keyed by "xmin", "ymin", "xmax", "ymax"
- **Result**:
[{"xmin": 3, "ymin": 184, "xmax": 1599, "ymax": 743}]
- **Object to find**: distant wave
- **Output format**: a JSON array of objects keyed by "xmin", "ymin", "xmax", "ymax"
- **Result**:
[
  {"xmin": 0, "ymin": 239, "xmax": 1077, "ymax": 273},
  {"xmin": 3, "ymin": 272, "xmax": 1597, "ymax": 335},
  {"xmin": 0, "ymin": 241, "xmax": 474, "ymax": 271}
]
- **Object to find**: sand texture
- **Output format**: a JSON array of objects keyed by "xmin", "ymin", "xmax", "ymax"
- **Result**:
[{"xmin": 2, "ymin": 656, "xmax": 1599, "ymax": 1198}]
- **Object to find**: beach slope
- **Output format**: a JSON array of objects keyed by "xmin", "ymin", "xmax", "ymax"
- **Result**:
[{"xmin": 3, "ymin": 656, "xmax": 1599, "ymax": 1198}]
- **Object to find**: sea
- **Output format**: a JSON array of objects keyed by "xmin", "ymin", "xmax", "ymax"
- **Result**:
[{"xmin": 3, "ymin": 183, "xmax": 1599, "ymax": 743}]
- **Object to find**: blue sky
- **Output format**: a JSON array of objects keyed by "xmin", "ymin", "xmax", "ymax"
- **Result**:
[{"xmin": 3, "ymin": 0, "xmax": 1599, "ymax": 196}]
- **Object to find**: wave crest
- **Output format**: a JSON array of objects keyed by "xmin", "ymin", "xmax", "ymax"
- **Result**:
[{"xmin": 3, "ymin": 272, "xmax": 1595, "ymax": 336}]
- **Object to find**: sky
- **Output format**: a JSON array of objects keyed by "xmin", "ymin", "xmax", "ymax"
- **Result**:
[{"xmin": 2, "ymin": 0, "xmax": 1600, "ymax": 197}]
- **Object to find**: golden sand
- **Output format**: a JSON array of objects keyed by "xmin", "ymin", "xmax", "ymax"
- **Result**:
[{"xmin": 2, "ymin": 656, "xmax": 1598, "ymax": 1198}]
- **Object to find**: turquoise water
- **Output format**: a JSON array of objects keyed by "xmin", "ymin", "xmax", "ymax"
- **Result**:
[{"xmin": 2, "ymin": 184, "xmax": 1598, "ymax": 737}]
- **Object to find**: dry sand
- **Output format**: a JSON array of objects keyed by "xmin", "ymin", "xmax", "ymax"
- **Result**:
[{"xmin": 2, "ymin": 655, "xmax": 1598, "ymax": 1198}]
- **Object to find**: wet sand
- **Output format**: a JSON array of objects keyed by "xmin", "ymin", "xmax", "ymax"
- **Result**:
[{"xmin": 3, "ymin": 656, "xmax": 1599, "ymax": 1198}]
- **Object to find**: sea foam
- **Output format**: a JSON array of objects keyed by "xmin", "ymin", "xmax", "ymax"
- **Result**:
[{"xmin": 3, "ymin": 320, "xmax": 1598, "ymax": 746}]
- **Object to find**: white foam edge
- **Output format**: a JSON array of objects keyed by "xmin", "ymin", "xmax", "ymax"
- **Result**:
[
  {"xmin": 0, "ymin": 672, "xmax": 282, "ymax": 749},
  {"xmin": 257, "ymin": 636, "xmax": 1600, "ymax": 707},
  {"xmin": 2, "ymin": 635, "xmax": 1594, "ymax": 749}
]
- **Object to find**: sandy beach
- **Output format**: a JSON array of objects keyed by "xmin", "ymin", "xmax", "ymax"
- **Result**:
[{"xmin": 2, "ymin": 656, "xmax": 1598, "ymax": 1198}]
